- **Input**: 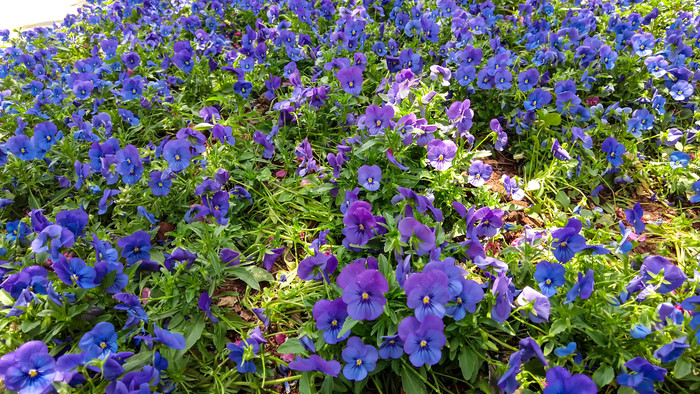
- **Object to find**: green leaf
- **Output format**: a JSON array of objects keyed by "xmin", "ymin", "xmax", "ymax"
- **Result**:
[
  {"xmin": 175, "ymin": 314, "xmax": 205, "ymax": 357},
  {"xmin": 121, "ymin": 351, "xmax": 152, "ymax": 372},
  {"xmin": 213, "ymin": 321, "xmax": 227, "ymax": 351},
  {"xmin": 401, "ymin": 366, "xmax": 427, "ymax": 394},
  {"xmin": 674, "ymin": 356, "xmax": 692, "ymax": 379},
  {"xmin": 459, "ymin": 348, "xmax": 479, "ymax": 382},
  {"xmin": 320, "ymin": 375, "xmax": 335, "ymax": 394},
  {"xmin": 543, "ymin": 112, "xmax": 561, "ymax": 127},
  {"xmin": 299, "ymin": 371, "xmax": 314, "ymax": 394},
  {"xmin": 277, "ymin": 338, "xmax": 307, "ymax": 354},
  {"xmin": 592, "ymin": 364, "xmax": 614, "ymax": 387},
  {"xmin": 354, "ymin": 138, "xmax": 380, "ymax": 155},
  {"xmin": 549, "ymin": 318, "xmax": 568, "ymax": 336},
  {"xmin": 338, "ymin": 317, "xmax": 358, "ymax": 337},
  {"xmin": 555, "ymin": 190, "xmax": 570, "ymax": 209},
  {"xmin": 227, "ymin": 265, "xmax": 261, "ymax": 291},
  {"xmin": 587, "ymin": 330, "xmax": 609, "ymax": 347}
]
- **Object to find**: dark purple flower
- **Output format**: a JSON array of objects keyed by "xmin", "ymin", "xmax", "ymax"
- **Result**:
[
  {"xmin": 639, "ymin": 255, "xmax": 686, "ymax": 294},
  {"xmin": 616, "ymin": 357, "xmax": 667, "ymax": 392},
  {"xmin": 198, "ymin": 292, "xmax": 218, "ymax": 323},
  {"xmin": 79, "ymin": 322, "xmax": 118, "ymax": 360},
  {"xmin": 117, "ymin": 231, "xmax": 151, "ymax": 264},
  {"xmin": 491, "ymin": 271, "xmax": 514, "ymax": 323},
  {"xmin": 551, "ymin": 219, "xmax": 587, "ymax": 263},
  {"xmin": 405, "ymin": 270, "xmax": 451, "ymax": 322},
  {"xmin": 601, "ymin": 137, "xmax": 625, "ymax": 167},
  {"xmin": 551, "ymin": 139, "xmax": 572, "ymax": 161},
  {"xmin": 336, "ymin": 66, "xmax": 363, "ymax": 95},
  {"xmin": 261, "ymin": 247, "xmax": 285, "ymax": 271},
  {"xmin": 342, "ymin": 201, "xmax": 377, "ymax": 247},
  {"xmin": 288, "ymin": 355, "xmax": 341, "ymax": 377},
  {"xmin": 534, "ymin": 261, "xmax": 565, "ymax": 297},
  {"xmin": 398, "ymin": 217, "xmax": 436, "ymax": 255},
  {"xmin": 565, "ymin": 269, "xmax": 595, "ymax": 304},
  {"xmin": 543, "ymin": 367, "xmax": 597, "ymax": 394},
  {"xmin": 654, "ymin": 337, "xmax": 689, "ymax": 364},
  {"xmin": 446, "ymin": 99, "xmax": 473, "ymax": 135},
  {"xmin": 473, "ymin": 207, "xmax": 504, "ymax": 238},
  {"xmin": 298, "ymin": 252, "xmax": 338, "ymax": 282},
  {"xmin": 52, "ymin": 256, "xmax": 97, "ymax": 289},
  {"xmin": 55, "ymin": 208, "xmax": 88, "ymax": 239},
  {"xmin": 227, "ymin": 339, "xmax": 259, "ymax": 373},
  {"xmin": 398, "ymin": 315, "xmax": 446, "ymax": 367},
  {"xmin": 339, "ymin": 264, "xmax": 389, "ymax": 321},
  {"xmin": 445, "ymin": 277, "xmax": 483, "ymax": 321},
  {"xmin": 364, "ymin": 105, "xmax": 394, "ymax": 135},
  {"xmin": 312, "ymin": 298, "xmax": 351, "ymax": 344},
  {"xmin": 625, "ymin": 202, "xmax": 645, "ymax": 234},
  {"xmin": 2, "ymin": 341, "xmax": 56, "ymax": 393}
]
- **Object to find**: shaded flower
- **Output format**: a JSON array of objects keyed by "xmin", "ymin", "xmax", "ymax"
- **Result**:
[
  {"xmin": 357, "ymin": 165, "xmax": 382, "ymax": 191},
  {"xmin": 565, "ymin": 269, "xmax": 595, "ymax": 304},
  {"xmin": 342, "ymin": 337, "xmax": 378, "ymax": 381},
  {"xmin": 534, "ymin": 261, "xmax": 565, "ymax": 297}
]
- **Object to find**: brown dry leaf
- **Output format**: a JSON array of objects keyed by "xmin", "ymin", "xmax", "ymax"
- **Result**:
[{"xmin": 217, "ymin": 296, "xmax": 238, "ymax": 308}]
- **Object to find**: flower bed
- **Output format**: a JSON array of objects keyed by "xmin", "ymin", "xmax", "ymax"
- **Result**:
[{"xmin": 0, "ymin": 0, "xmax": 699, "ymax": 393}]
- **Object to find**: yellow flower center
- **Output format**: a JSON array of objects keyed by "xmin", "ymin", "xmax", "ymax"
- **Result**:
[
  {"xmin": 47, "ymin": 136, "xmax": 51, "ymax": 141},
  {"xmin": 546, "ymin": 279, "xmax": 551, "ymax": 285},
  {"xmin": 457, "ymin": 297, "xmax": 462, "ymax": 304},
  {"xmin": 100, "ymin": 342, "xmax": 107, "ymax": 349},
  {"xmin": 348, "ymin": 81, "xmax": 354, "ymax": 87},
  {"xmin": 423, "ymin": 296, "xmax": 430, "ymax": 304},
  {"xmin": 29, "ymin": 369, "xmax": 37, "ymax": 377},
  {"xmin": 134, "ymin": 247, "xmax": 140, "ymax": 252},
  {"xmin": 158, "ymin": 182, "xmax": 163, "ymax": 187},
  {"xmin": 420, "ymin": 340, "xmax": 427, "ymax": 347},
  {"xmin": 356, "ymin": 359, "xmax": 362, "ymax": 365},
  {"xmin": 438, "ymin": 154, "xmax": 444, "ymax": 161},
  {"xmin": 362, "ymin": 292, "xmax": 369, "ymax": 299},
  {"xmin": 560, "ymin": 241, "xmax": 567, "ymax": 247},
  {"xmin": 332, "ymin": 320, "xmax": 338, "ymax": 326},
  {"xmin": 175, "ymin": 155, "xmax": 180, "ymax": 160},
  {"xmin": 132, "ymin": 89, "xmax": 136, "ymax": 94},
  {"xmin": 476, "ymin": 174, "xmax": 480, "ymax": 179},
  {"xmin": 359, "ymin": 224, "xmax": 365, "ymax": 231},
  {"xmin": 640, "ymin": 45, "xmax": 645, "ymax": 50},
  {"xmin": 376, "ymin": 120, "xmax": 381, "ymax": 127}
]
